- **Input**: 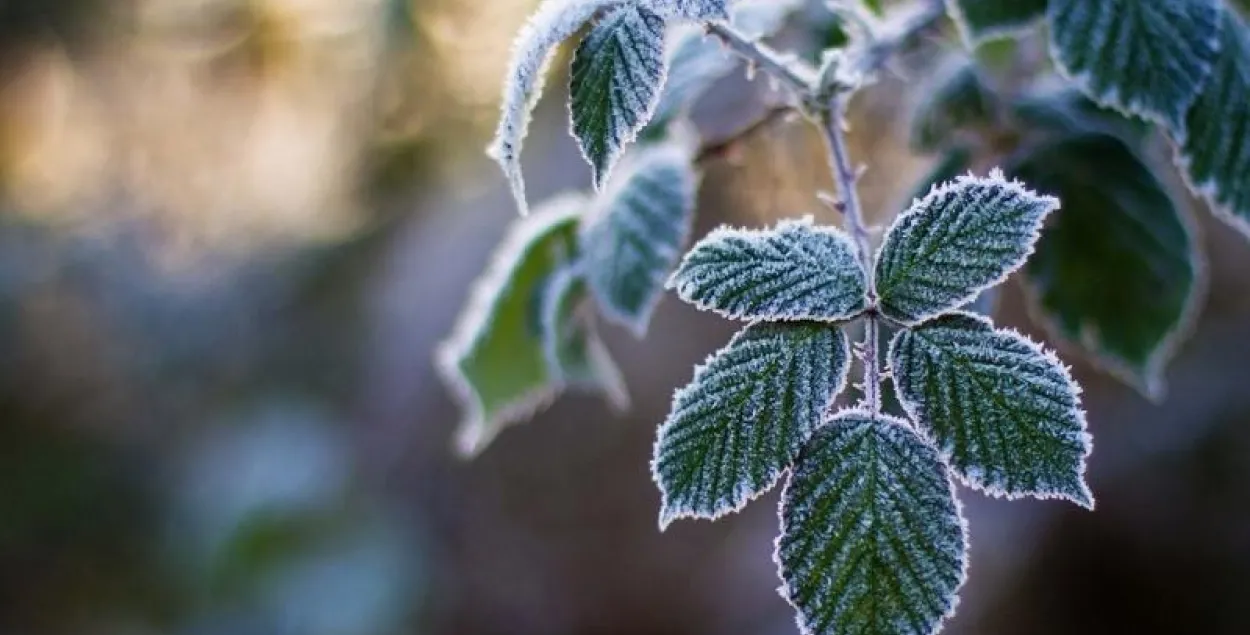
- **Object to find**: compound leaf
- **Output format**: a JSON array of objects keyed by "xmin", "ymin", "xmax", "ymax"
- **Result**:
[
  {"xmin": 489, "ymin": 0, "xmax": 625, "ymax": 215},
  {"xmin": 1048, "ymin": 0, "xmax": 1221, "ymax": 131},
  {"xmin": 890, "ymin": 312, "xmax": 1094, "ymax": 507},
  {"xmin": 910, "ymin": 57, "xmax": 997, "ymax": 152},
  {"xmin": 1010, "ymin": 134, "xmax": 1200, "ymax": 399},
  {"xmin": 1178, "ymin": 5, "xmax": 1250, "ymax": 237},
  {"xmin": 653, "ymin": 322, "xmax": 851, "ymax": 528},
  {"xmin": 777, "ymin": 410, "xmax": 967, "ymax": 635},
  {"xmin": 947, "ymin": 0, "xmax": 1048, "ymax": 47},
  {"xmin": 541, "ymin": 265, "xmax": 630, "ymax": 409},
  {"xmin": 436, "ymin": 194, "xmax": 584, "ymax": 456},
  {"xmin": 668, "ymin": 218, "xmax": 869, "ymax": 323},
  {"xmin": 581, "ymin": 142, "xmax": 699, "ymax": 336},
  {"xmin": 570, "ymin": 4, "xmax": 668, "ymax": 188},
  {"xmin": 875, "ymin": 172, "xmax": 1058, "ymax": 325}
]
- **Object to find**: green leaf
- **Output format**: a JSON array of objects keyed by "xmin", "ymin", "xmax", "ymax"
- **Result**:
[
  {"xmin": 1178, "ymin": 5, "xmax": 1250, "ymax": 237},
  {"xmin": 1011, "ymin": 85, "xmax": 1153, "ymax": 144},
  {"xmin": 1009, "ymin": 134, "xmax": 1201, "ymax": 399},
  {"xmin": 488, "ymin": 0, "xmax": 626, "ymax": 215},
  {"xmin": 875, "ymin": 172, "xmax": 1059, "ymax": 325},
  {"xmin": 777, "ymin": 410, "xmax": 967, "ymax": 635},
  {"xmin": 1047, "ymin": 0, "xmax": 1221, "ymax": 131},
  {"xmin": 581, "ymin": 142, "xmax": 699, "ymax": 336},
  {"xmin": 541, "ymin": 265, "xmax": 630, "ymax": 409},
  {"xmin": 653, "ymin": 322, "xmax": 851, "ymax": 528},
  {"xmin": 889, "ymin": 312, "xmax": 1094, "ymax": 507},
  {"xmin": 947, "ymin": 0, "xmax": 1048, "ymax": 47},
  {"xmin": 668, "ymin": 218, "xmax": 869, "ymax": 323},
  {"xmin": 910, "ymin": 57, "xmax": 997, "ymax": 152},
  {"xmin": 435, "ymin": 193, "xmax": 584, "ymax": 456},
  {"xmin": 570, "ymin": 4, "xmax": 668, "ymax": 188}
]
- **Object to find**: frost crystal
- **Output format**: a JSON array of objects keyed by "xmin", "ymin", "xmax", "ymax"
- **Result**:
[
  {"xmin": 489, "ymin": 0, "xmax": 625, "ymax": 215},
  {"xmin": 777, "ymin": 410, "xmax": 967, "ymax": 635},
  {"xmin": 668, "ymin": 218, "xmax": 869, "ymax": 323},
  {"xmin": 653, "ymin": 322, "xmax": 850, "ymax": 528},
  {"xmin": 875, "ymin": 171, "xmax": 1058, "ymax": 325},
  {"xmin": 1048, "ymin": 0, "xmax": 1221, "ymax": 131},
  {"xmin": 640, "ymin": 0, "xmax": 729, "ymax": 20},
  {"xmin": 581, "ymin": 142, "xmax": 699, "ymax": 336},
  {"xmin": 1178, "ymin": 5, "xmax": 1250, "ymax": 237},
  {"xmin": 570, "ymin": 4, "xmax": 669, "ymax": 189},
  {"xmin": 890, "ymin": 312, "xmax": 1094, "ymax": 507}
]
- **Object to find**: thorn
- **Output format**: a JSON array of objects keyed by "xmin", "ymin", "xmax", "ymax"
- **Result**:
[{"xmin": 817, "ymin": 191, "xmax": 848, "ymax": 214}]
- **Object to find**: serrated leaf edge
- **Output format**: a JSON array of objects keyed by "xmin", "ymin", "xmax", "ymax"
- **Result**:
[
  {"xmin": 887, "ymin": 310, "xmax": 1096, "ymax": 508},
  {"xmin": 434, "ymin": 192, "xmax": 585, "ymax": 457},
  {"xmin": 651, "ymin": 322, "xmax": 852, "ymax": 530},
  {"xmin": 1044, "ymin": 0, "xmax": 1223, "ymax": 132},
  {"xmin": 770, "ymin": 409, "xmax": 971, "ymax": 635},
  {"xmin": 666, "ymin": 216, "xmax": 871, "ymax": 323},
  {"xmin": 876, "ymin": 169, "xmax": 1059, "ymax": 326}
]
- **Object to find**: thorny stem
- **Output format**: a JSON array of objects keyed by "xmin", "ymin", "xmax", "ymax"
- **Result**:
[{"xmin": 705, "ymin": 0, "xmax": 947, "ymax": 414}]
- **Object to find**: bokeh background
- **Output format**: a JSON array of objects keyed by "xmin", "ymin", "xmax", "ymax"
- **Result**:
[{"xmin": 1, "ymin": 0, "xmax": 1248, "ymax": 634}]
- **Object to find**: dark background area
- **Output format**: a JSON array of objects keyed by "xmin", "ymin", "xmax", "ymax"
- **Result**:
[{"xmin": 0, "ymin": 0, "xmax": 1247, "ymax": 633}]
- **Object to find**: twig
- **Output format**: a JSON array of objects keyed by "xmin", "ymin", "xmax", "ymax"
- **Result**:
[{"xmin": 704, "ymin": 23, "xmax": 817, "ymax": 99}]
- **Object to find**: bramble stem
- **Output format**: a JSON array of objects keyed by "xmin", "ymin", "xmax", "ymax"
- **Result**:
[{"xmin": 704, "ymin": 0, "xmax": 947, "ymax": 414}]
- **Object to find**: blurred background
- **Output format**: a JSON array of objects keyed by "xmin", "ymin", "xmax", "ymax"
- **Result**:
[{"xmin": 0, "ymin": 0, "xmax": 1247, "ymax": 634}]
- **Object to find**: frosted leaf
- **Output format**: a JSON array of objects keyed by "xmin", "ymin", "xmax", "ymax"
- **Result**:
[
  {"xmin": 903, "ymin": 146, "xmax": 973, "ymax": 210},
  {"xmin": 946, "ymin": 0, "xmax": 1048, "ymax": 47},
  {"xmin": 653, "ymin": 322, "xmax": 850, "ymax": 528},
  {"xmin": 889, "ymin": 312, "xmax": 1094, "ymax": 507},
  {"xmin": 640, "ymin": 0, "xmax": 729, "ymax": 20},
  {"xmin": 875, "ymin": 172, "xmax": 1058, "ymax": 325},
  {"xmin": 668, "ymin": 218, "xmax": 868, "ymax": 322},
  {"xmin": 541, "ymin": 265, "xmax": 630, "ymax": 410},
  {"xmin": 570, "ymin": 4, "xmax": 668, "ymax": 189},
  {"xmin": 1011, "ymin": 134, "xmax": 1200, "ymax": 400},
  {"xmin": 435, "ymin": 194, "xmax": 585, "ymax": 457},
  {"xmin": 910, "ymin": 57, "xmax": 996, "ymax": 152},
  {"xmin": 489, "ymin": 0, "xmax": 625, "ymax": 215},
  {"xmin": 1011, "ymin": 86, "xmax": 1153, "ymax": 144},
  {"xmin": 581, "ymin": 142, "xmax": 699, "ymax": 336},
  {"xmin": 1048, "ymin": 0, "xmax": 1221, "ymax": 131},
  {"xmin": 650, "ymin": 0, "xmax": 801, "ymax": 128},
  {"xmin": 777, "ymin": 410, "xmax": 967, "ymax": 635},
  {"xmin": 1177, "ymin": 5, "xmax": 1250, "ymax": 238}
]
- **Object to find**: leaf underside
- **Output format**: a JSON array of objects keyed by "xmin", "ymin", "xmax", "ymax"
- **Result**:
[
  {"xmin": 1179, "ymin": 5, "xmax": 1250, "ymax": 237},
  {"xmin": 653, "ymin": 322, "xmax": 850, "ymax": 528},
  {"xmin": 875, "ymin": 172, "xmax": 1058, "ymax": 325},
  {"xmin": 890, "ymin": 312, "xmax": 1093, "ymax": 506},
  {"xmin": 570, "ymin": 4, "xmax": 668, "ymax": 188},
  {"xmin": 668, "ymin": 218, "xmax": 869, "ymax": 323},
  {"xmin": 1011, "ymin": 134, "xmax": 1199, "ymax": 398},
  {"xmin": 581, "ymin": 143, "xmax": 698, "ymax": 336},
  {"xmin": 436, "ymin": 194, "xmax": 584, "ymax": 456},
  {"xmin": 947, "ymin": 0, "xmax": 1048, "ymax": 46},
  {"xmin": 777, "ymin": 411, "xmax": 967, "ymax": 635},
  {"xmin": 1047, "ymin": 0, "xmax": 1221, "ymax": 131}
]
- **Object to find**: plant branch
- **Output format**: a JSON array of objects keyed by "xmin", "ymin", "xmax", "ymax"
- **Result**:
[{"xmin": 704, "ymin": 23, "xmax": 817, "ymax": 100}]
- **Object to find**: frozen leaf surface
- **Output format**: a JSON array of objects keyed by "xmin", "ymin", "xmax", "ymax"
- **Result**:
[
  {"xmin": 1011, "ymin": 134, "xmax": 1199, "ymax": 399},
  {"xmin": 653, "ymin": 322, "xmax": 850, "ymax": 528},
  {"xmin": 570, "ymin": 4, "xmax": 668, "ymax": 188},
  {"xmin": 875, "ymin": 172, "xmax": 1058, "ymax": 325},
  {"xmin": 777, "ymin": 411, "xmax": 967, "ymax": 635},
  {"xmin": 489, "ymin": 0, "xmax": 624, "ymax": 215},
  {"xmin": 1048, "ymin": 0, "xmax": 1221, "ymax": 130},
  {"xmin": 890, "ymin": 312, "xmax": 1093, "ymax": 507},
  {"xmin": 640, "ymin": 0, "xmax": 729, "ymax": 20},
  {"xmin": 581, "ymin": 142, "xmax": 699, "ymax": 335},
  {"xmin": 1178, "ymin": 6, "xmax": 1250, "ymax": 237},
  {"xmin": 541, "ymin": 265, "xmax": 629, "ymax": 409},
  {"xmin": 947, "ymin": 0, "xmax": 1048, "ymax": 46},
  {"xmin": 435, "ymin": 194, "xmax": 584, "ymax": 456},
  {"xmin": 668, "ymin": 218, "xmax": 868, "ymax": 322}
]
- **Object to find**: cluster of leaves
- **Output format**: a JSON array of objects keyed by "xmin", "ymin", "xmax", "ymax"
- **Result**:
[
  {"xmin": 655, "ymin": 173, "xmax": 1092, "ymax": 634},
  {"xmin": 438, "ymin": 0, "xmax": 802, "ymax": 453},
  {"xmin": 916, "ymin": 0, "xmax": 1250, "ymax": 398}
]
